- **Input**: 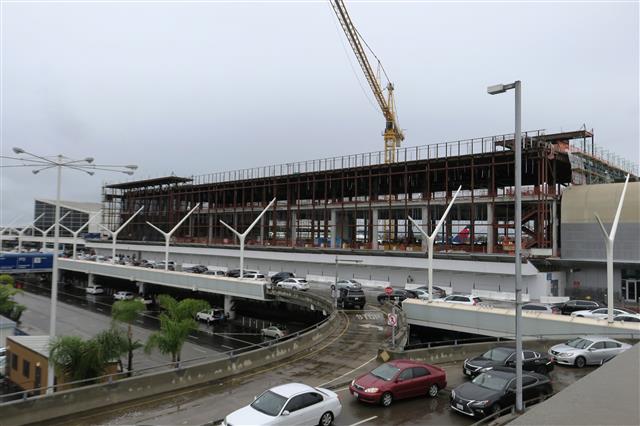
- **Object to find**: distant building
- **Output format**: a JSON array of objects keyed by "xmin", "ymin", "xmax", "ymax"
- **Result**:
[{"xmin": 34, "ymin": 199, "xmax": 102, "ymax": 238}]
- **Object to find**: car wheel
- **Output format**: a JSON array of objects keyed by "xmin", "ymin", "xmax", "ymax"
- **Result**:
[
  {"xmin": 575, "ymin": 356, "xmax": 586, "ymax": 368},
  {"xmin": 489, "ymin": 403, "xmax": 501, "ymax": 416},
  {"xmin": 359, "ymin": 305, "xmax": 364, "ymax": 310},
  {"xmin": 381, "ymin": 392, "xmax": 393, "ymax": 407},
  {"xmin": 535, "ymin": 366, "xmax": 547, "ymax": 375},
  {"xmin": 318, "ymin": 411, "xmax": 333, "ymax": 426},
  {"xmin": 428, "ymin": 384, "xmax": 439, "ymax": 398},
  {"xmin": 576, "ymin": 315, "xmax": 584, "ymax": 318}
]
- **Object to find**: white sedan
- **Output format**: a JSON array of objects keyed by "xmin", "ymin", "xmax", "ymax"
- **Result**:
[
  {"xmin": 435, "ymin": 294, "xmax": 482, "ymax": 305},
  {"xmin": 223, "ymin": 383, "xmax": 341, "ymax": 426},
  {"xmin": 261, "ymin": 326, "xmax": 286, "ymax": 339},
  {"xmin": 412, "ymin": 289, "xmax": 431, "ymax": 300},
  {"xmin": 571, "ymin": 307, "xmax": 635, "ymax": 319},
  {"xmin": 114, "ymin": 291, "xmax": 135, "ymax": 301},
  {"xmin": 336, "ymin": 279, "xmax": 362, "ymax": 290},
  {"xmin": 276, "ymin": 278, "xmax": 309, "ymax": 291}
]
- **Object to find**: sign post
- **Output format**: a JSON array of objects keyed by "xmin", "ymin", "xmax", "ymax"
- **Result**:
[{"xmin": 388, "ymin": 308, "xmax": 398, "ymax": 348}]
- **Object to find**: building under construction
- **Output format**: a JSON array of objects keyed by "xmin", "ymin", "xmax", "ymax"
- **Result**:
[{"xmin": 102, "ymin": 128, "xmax": 636, "ymax": 256}]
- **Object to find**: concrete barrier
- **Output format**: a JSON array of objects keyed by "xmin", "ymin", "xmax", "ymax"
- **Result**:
[{"xmin": 0, "ymin": 291, "xmax": 340, "ymax": 426}]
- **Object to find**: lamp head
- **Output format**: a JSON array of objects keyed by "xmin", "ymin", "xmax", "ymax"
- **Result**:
[
  {"xmin": 87, "ymin": 171, "xmax": 95, "ymax": 176},
  {"xmin": 85, "ymin": 157, "xmax": 94, "ymax": 164},
  {"xmin": 13, "ymin": 147, "xmax": 25, "ymax": 154},
  {"xmin": 126, "ymin": 165, "xmax": 138, "ymax": 170},
  {"xmin": 124, "ymin": 171, "xmax": 134, "ymax": 176},
  {"xmin": 32, "ymin": 169, "xmax": 39, "ymax": 175},
  {"xmin": 487, "ymin": 84, "xmax": 506, "ymax": 95}
]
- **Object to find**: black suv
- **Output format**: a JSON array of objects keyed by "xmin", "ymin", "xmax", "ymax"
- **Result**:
[
  {"xmin": 463, "ymin": 347, "xmax": 554, "ymax": 378},
  {"xmin": 451, "ymin": 367, "xmax": 552, "ymax": 418},
  {"xmin": 377, "ymin": 289, "xmax": 417, "ymax": 304},
  {"xmin": 337, "ymin": 288, "xmax": 366, "ymax": 309},
  {"xmin": 271, "ymin": 272, "xmax": 295, "ymax": 284},
  {"xmin": 556, "ymin": 300, "xmax": 603, "ymax": 315}
]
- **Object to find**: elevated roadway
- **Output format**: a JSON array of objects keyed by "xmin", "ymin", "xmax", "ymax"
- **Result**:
[
  {"xmin": 403, "ymin": 299, "xmax": 640, "ymax": 339},
  {"xmin": 58, "ymin": 259, "xmax": 267, "ymax": 301}
]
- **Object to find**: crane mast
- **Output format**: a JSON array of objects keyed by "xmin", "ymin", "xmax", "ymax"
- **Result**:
[{"xmin": 330, "ymin": 0, "xmax": 404, "ymax": 163}]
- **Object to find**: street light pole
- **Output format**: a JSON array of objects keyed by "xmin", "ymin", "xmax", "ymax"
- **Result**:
[
  {"xmin": 220, "ymin": 198, "xmax": 276, "ymax": 278},
  {"xmin": 4, "ymin": 148, "xmax": 137, "ymax": 394},
  {"xmin": 59, "ymin": 211, "xmax": 102, "ymax": 259},
  {"xmin": 99, "ymin": 206, "xmax": 144, "ymax": 262},
  {"xmin": 408, "ymin": 185, "xmax": 462, "ymax": 301},
  {"xmin": 488, "ymin": 80, "xmax": 523, "ymax": 412},
  {"xmin": 16, "ymin": 213, "xmax": 46, "ymax": 252},
  {"xmin": 33, "ymin": 211, "xmax": 71, "ymax": 250},
  {"xmin": 595, "ymin": 173, "xmax": 630, "ymax": 323},
  {"xmin": 147, "ymin": 203, "xmax": 200, "ymax": 270}
]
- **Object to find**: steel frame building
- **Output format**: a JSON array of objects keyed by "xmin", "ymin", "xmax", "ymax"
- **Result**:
[{"xmin": 102, "ymin": 129, "xmax": 636, "ymax": 256}]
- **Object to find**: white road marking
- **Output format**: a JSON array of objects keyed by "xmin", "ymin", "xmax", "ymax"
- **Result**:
[
  {"xmin": 359, "ymin": 324, "xmax": 383, "ymax": 331},
  {"xmin": 348, "ymin": 416, "xmax": 378, "ymax": 426},
  {"xmin": 333, "ymin": 386, "xmax": 349, "ymax": 392},
  {"xmin": 317, "ymin": 355, "xmax": 377, "ymax": 387},
  {"xmin": 191, "ymin": 346, "xmax": 207, "ymax": 354}
]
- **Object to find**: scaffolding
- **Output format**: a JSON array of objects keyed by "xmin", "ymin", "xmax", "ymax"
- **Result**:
[{"xmin": 101, "ymin": 129, "xmax": 637, "ymax": 255}]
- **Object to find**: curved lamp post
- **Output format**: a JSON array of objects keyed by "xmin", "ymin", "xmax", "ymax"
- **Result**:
[{"xmin": 147, "ymin": 203, "xmax": 200, "ymax": 271}]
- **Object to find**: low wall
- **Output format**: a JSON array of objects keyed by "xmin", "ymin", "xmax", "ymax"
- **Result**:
[
  {"xmin": 1, "ymin": 291, "xmax": 339, "ymax": 426},
  {"xmin": 379, "ymin": 338, "xmax": 640, "ymax": 366}
]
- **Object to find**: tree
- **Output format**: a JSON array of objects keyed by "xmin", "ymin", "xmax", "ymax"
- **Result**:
[
  {"xmin": 111, "ymin": 299, "xmax": 145, "ymax": 376},
  {"xmin": 0, "ymin": 274, "xmax": 14, "ymax": 286},
  {"xmin": 145, "ymin": 295, "xmax": 209, "ymax": 365},
  {"xmin": 0, "ymin": 279, "xmax": 26, "ymax": 322},
  {"xmin": 49, "ymin": 329, "xmax": 127, "ymax": 386}
]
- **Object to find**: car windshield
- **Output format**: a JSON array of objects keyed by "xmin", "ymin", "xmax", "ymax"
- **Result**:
[
  {"xmin": 565, "ymin": 338, "xmax": 593, "ymax": 349},
  {"xmin": 370, "ymin": 363, "xmax": 400, "ymax": 381},
  {"xmin": 472, "ymin": 373, "xmax": 509, "ymax": 391},
  {"xmin": 250, "ymin": 390, "xmax": 288, "ymax": 417},
  {"xmin": 482, "ymin": 348, "xmax": 513, "ymax": 362}
]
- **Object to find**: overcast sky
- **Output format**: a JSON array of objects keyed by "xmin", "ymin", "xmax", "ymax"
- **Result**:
[{"xmin": 1, "ymin": 1, "xmax": 638, "ymax": 224}]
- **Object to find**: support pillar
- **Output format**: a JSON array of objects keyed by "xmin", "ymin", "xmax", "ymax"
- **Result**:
[
  {"xmin": 224, "ymin": 295, "xmax": 236, "ymax": 320},
  {"xmin": 330, "ymin": 210, "xmax": 337, "ymax": 248},
  {"xmin": 552, "ymin": 199, "xmax": 558, "ymax": 257},
  {"xmin": 290, "ymin": 211, "xmax": 297, "ymax": 247},
  {"xmin": 371, "ymin": 209, "xmax": 379, "ymax": 250},
  {"xmin": 259, "ymin": 215, "xmax": 265, "ymax": 244},
  {"xmin": 487, "ymin": 203, "xmax": 495, "ymax": 254},
  {"xmin": 421, "ymin": 206, "xmax": 429, "ymax": 251},
  {"xmin": 87, "ymin": 273, "xmax": 95, "ymax": 288},
  {"xmin": 208, "ymin": 214, "xmax": 213, "ymax": 245}
]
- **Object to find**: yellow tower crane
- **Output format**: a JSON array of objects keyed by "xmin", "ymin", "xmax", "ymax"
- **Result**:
[{"xmin": 330, "ymin": 0, "xmax": 404, "ymax": 163}]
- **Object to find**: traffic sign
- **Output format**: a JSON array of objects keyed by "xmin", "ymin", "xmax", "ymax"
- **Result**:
[
  {"xmin": 384, "ymin": 286, "xmax": 393, "ymax": 296},
  {"xmin": 387, "ymin": 313, "xmax": 398, "ymax": 327}
]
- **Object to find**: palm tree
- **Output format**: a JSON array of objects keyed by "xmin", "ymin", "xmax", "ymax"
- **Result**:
[
  {"xmin": 111, "ymin": 299, "xmax": 145, "ymax": 376},
  {"xmin": 145, "ymin": 295, "xmax": 209, "ymax": 365},
  {"xmin": 49, "ymin": 329, "xmax": 127, "ymax": 386}
]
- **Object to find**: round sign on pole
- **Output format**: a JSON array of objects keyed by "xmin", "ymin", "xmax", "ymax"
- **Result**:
[
  {"xmin": 387, "ymin": 313, "xmax": 398, "ymax": 327},
  {"xmin": 384, "ymin": 286, "xmax": 393, "ymax": 296}
]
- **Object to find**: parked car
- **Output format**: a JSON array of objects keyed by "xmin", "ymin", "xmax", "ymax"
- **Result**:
[
  {"xmin": 155, "ymin": 261, "xmax": 175, "ymax": 271},
  {"xmin": 222, "ymin": 383, "xmax": 342, "ymax": 426},
  {"xmin": 522, "ymin": 303, "xmax": 561, "ymax": 314},
  {"xmin": 226, "ymin": 269, "xmax": 258, "ymax": 278},
  {"xmin": 349, "ymin": 359, "xmax": 447, "ymax": 407},
  {"xmin": 196, "ymin": 308, "xmax": 226, "ymax": 324},
  {"xmin": 135, "ymin": 296, "xmax": 154, "ymax": 306},
  {"xmin": 415, "ymin": 285, "xmax": 447, "ymax": 299},
  {"xmin": 377, "ymin": 289, "xmax": 417, "ymax": 304},
  {"xmin": 570, "ymin": 307, "xmax": 635, "ymax": 319},
  {"xmin": 463, "ymin": 347, "xmax": 554, "ymax": 378},
  {"xmin": 277, "ymin": 278, "xmax": 310, "ymax": 291},
  {"xmin": 184, "ymin": 264, "xmax": 209, "ymax": 274},
  {"xmin": 336, "ymin": 279, "xmax": 362, "ymax": 290},
  {"xmin": 548, "ymin": 336, "xmax": 632, "ymax": 368},
  {"xmin": 556, "ymin": 300, "xmax": 603, "ymax": 315},
  {"xmin": 261, "ymin": 326, "xmax": 287, "ymax": 339},
  {"xmin": 450, "ymin": 368, "xmax": 552, "ymax": 418},
  {"xmin": 205, "ymin": 270, "xmax": 226, "ymax": 276},
  {"xmin": 412, "ymin": 289, "xmax": 431, "ymax": 300},
  {"xmin": 114, "ymin": 291, "xmax": 135, "ymax": 301},
  {"xmin": 85, "ymin": 285, "xmax": 104, "ymax": 295},
  {"xmin": 436, "ymin": 294, "xmax": 482, "ymax": 306},
  {"xmin": 271, "ymin": 271, "xmax": 296, "ymax": 284},
  {"xmin": 337, "ymin": 288, "xmax": 366, "ymax": 309},
  {"xmin": 242, "ymin": 273, "xmax": 267, "ymax": 280},
  {"xmin": 141, "ymin": 260, "xmax": 156, "ymax": 268},
  {"xmin": 613, "ymin": 314, "xmax": 640, "ymax": 322}
]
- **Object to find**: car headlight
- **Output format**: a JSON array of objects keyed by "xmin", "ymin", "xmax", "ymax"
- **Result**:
[
  {"xmin": 470, "ymin": 400, "xmax": 490, "ymax": 407},
  {"xmin": 364, "ymin": 387, "xmax": 379, "ymax": 393},
  {"xmin": 351, "ymin": 379, "xmax": 355, "ymax": 387},
  {"xmin": 451, "ymin": 390, "xmax": 456, "ymax": 399},
  {"xmin": 559, "ymin": 352, "xmax": 574, "ymax": 357}
]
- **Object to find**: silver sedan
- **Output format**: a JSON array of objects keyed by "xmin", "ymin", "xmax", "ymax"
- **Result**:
[{"xmin": 548, "ymin": 336, "xmax": 631, "ymax": 368}]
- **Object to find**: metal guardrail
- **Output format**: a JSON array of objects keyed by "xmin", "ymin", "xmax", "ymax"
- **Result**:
[{"xmin": 0, "ymin": 289, "xmax": 336, "ymax": 404}]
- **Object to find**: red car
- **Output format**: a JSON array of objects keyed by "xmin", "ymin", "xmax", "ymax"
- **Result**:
[{"xmin": 349, "ymin": 359, "xmax": 447, "ymax": 407}]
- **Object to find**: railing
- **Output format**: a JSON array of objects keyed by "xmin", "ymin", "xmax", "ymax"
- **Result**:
[{"xmin": 469, "ymin": 393, "xmax": 554, "ymax": 426}]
